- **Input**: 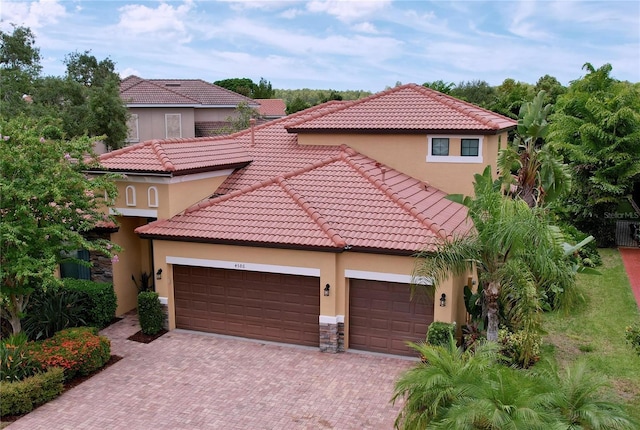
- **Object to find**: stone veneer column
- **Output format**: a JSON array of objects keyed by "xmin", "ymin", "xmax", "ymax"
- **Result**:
[{"xmin": 319, "ymin": 322, "xmax": 339, "ymax": 353}]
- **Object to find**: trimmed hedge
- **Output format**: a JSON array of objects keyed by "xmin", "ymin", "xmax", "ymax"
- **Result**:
[
  {"xmin": 28, "ymin": 327, "xmax": 111, "ymax": 381},
  {"xmin": 426, "ymin": 321, "xmax": 456, "ymax": 347},
  {"xmin": 137, "ymin": 292, "xmax": 164, "ymax": 335},
  {"xmin": 63, "ymin": 279, "xmax": 117, "ymax": 328},
  {"xmin": 0, "ymin": 367, "xmax": 64, "ymax": 416}
]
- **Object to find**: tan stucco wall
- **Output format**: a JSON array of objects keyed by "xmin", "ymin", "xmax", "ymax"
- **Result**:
[
  {"xmin": 145, "ymin": 241, "xmax": 465, "ymax": 350},
  {"xmin": 296, "ymin": 132, "xmax": 507, "ymax": 197},
  {"xmin": 128, "ymin": 107, "xmax": 195, "ymax": 142},
  {"xmin": 111, "ymin": 216, "xmax": 152, "ymax": 315},
  {"xmin": 113, "ymin": 174, "xmax": 230, "ymax": 219}
]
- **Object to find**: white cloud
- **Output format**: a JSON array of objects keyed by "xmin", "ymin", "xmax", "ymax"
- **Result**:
[
  {"xmin": 0, "ymin": 0, "xmax": 66, "ymax": 31},
  {"xmin": 507, "ymin": 1, "xmax": 552, "ymax": 41},
  {"xmin": 280, "ymin": 8, "xmax": 303, "ymax": 19},
  {"xmin": 352, "ymin": 22, "xmax": 378, "ymax": 34},
  {"xmin": 116, "ymin": 0, "xmax": 194, "ymax": 42},
  {"xmin": 307, "ymin": 0, "xmax": 391, "ymax": 22},
  {"xmin": 119, "ymin": 67, "xmax": 141, "ymax": 78}
]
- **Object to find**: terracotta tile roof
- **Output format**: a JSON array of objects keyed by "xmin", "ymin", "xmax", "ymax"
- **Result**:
[
  {"xmin": 120, "ymin": 75, "xmax": 258, "ymax": 107},
  {"xmin": 137, "ymin": 147, "xmax": 470, "ymax": 253},
  {"xmin": 97, "ymin": 138, "xmax": 252, "ymax": 175},
  {"xmin": 285, "ymin": 83, "xmax": 516, "ymax": 133},
  {"xmin": 255, "ymin": 99, "xmax": 287, "ymax": 117}
]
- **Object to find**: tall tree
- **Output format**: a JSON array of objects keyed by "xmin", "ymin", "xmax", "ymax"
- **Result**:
[
  {"xmin": 422, "ymin": 80, "xmax": 456, "ymax": 94},
  {"xmin": 0, "ymin": 116, "xmax": 120, "ymax": 334},
  {"xmin": 498, "ymin": 90, "xmax": 572, "ymax": 207},
  {"xmin": 549, "ymin": 63, "xmax": 640, "ymax": 245},
  {"xmin": 493, "ymin": 78, "xmax": 535, "ymax": 119},
  {"xmin": 414, "ymin": 167, "xmax": 576, "ymax": 349},
  {"xmin": 0, "ymin": 25, "xmax": 42, "ymax": 118},
  {"xmin": 64, "ymin": 50, "xmax": 116, "ymax": 87},
  {"xmin": 534, "ymin": 74, "xmax": 566, "ymax": 106},
  {"xmin": 253, "ymin": 77, "xmax": 275, "ymax": 99},
  {"xmin": 450, "ymin": 80, "xmax": 497, "ymax": 109},
  {"xmin": 213, "ymin": 77, "xmax": 254, "ymax": 97}
]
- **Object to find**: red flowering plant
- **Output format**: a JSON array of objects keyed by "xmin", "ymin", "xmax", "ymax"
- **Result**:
[{"xmin": 28, "ymin": 327, "xmax": 110, "ymax": 381}]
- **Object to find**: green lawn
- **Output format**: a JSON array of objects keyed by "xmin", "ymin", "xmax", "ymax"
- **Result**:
[{"xmin": 542, "ymin": 248, "xmax": 640, "ymax": 420}]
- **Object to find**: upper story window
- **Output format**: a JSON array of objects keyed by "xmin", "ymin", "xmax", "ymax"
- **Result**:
[
  {"xmin": 427, "ymin": 135, "xmax": 483, "ymax": 163},
  {"xmin": 461, "ymin": 138, "xmax": 479, "ymax": 157},
  {"xmin": 126, "ymin": 114, "xmax": 139, "ymax": 143},
  {"xmin": 125, "ymin": 185, "xmax": 136, "ymax": 206},
  {"xmin": 431, "ymin": 138, "xmax": 449, "ymax": 156},
  {"xmin": 165, "ymin": 114, "xmax": 182, "ymax": 139},
  {"xmin": 147, "ymin": 186, "xmax": 159, "ymax": 208}
]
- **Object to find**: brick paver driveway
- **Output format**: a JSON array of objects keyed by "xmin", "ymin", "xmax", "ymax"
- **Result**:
[{"xmin": 7, "ymin": 313, "xmax": 414, "ymax": 429}]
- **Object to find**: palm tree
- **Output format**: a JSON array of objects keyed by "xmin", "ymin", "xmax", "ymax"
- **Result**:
[
  {"xmin": 498, "ymin": 90, "xmax": 572, "ymax": 208},
  {"xmin": 414, "ymin": 166, "xmax": 575, "ymax": 356},
  {"xmin": 392, "ymin": 336, "xmax": 498, "ymax": 429},
  {"xmin": 393, "ymin": 342, "xmax": 638, "ymax": 430}
]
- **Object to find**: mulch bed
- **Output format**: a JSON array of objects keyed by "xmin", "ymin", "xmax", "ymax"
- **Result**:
[
  {"xmin": 127, "ymin": 329, "xmax": 168, "ymax": 344},
  {"xmin": 1, "ymin": 355, "xmax": 123, "ymax": 425}
]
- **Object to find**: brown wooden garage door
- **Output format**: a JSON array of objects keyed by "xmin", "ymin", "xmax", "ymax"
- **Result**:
[
  {"xmin": 349, "ymin": 279, "xmax": 433, "ymax": 356},
  {"xmin": 174, "ymin": 266, "xmax": 319, "ymax": 347}
]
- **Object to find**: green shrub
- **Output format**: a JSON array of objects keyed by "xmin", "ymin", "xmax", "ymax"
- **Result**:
[
  {"xmin": 625, "ymin": 323, "xmax": 640, "ymax": 356},
  {"xmin": 1, "ymin": 333, "xmax": 38, "ymax": 382},
  {"xmin": 63, "ymin": 279, "xmax": 117, "ymax": 328},
  {"xmin": 137, "ymin": 291, "xmax": 164, "ymax": 335},
  {"xmin": 28, "ymin": 327, "xmax": 110, "ymax": 381},
  {"xmin": 0, "ymin": 367, "xmax": 64, "ymax": 417},
  {"xmin": 498, "ymin": 327, "xmax": 541, "ymax": 368},
  {"xmin": 425, "ymin": 321, "xmax": 456, "ymax": 347},
  {"xmin": 559, "ymin": 223, "xmax": 602, "ymax": 267},
  {"xmin": 22, "ymin": 284, "xmax": 88, "ymax": 341}
]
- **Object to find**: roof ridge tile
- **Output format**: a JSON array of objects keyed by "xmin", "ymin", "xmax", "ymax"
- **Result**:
[
  {"xmin": 275, "ymin": 176, "xmax": 346, "ymax": 248},
  {"xmin": 412, "ymin": 84, "xmax": 511, "ymax": 129},
  {"xmin": 150, "ymin": 140, "xmax": 175, "ymax": 171},
  {"xmin": 340, "ymin": 149, "xmax": 450, "ymax": 241}
]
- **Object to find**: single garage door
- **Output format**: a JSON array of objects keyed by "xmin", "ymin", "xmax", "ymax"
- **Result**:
[
  {"xmin": 349, "ymin": 279, "xmax": 433, "ymax": 356},
  {"xmin": 174, "ymin": 266, "xmax": 320, "ymax": 347}
]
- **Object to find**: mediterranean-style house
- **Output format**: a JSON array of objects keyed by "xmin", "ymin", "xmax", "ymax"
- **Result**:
[
  {"xmin": 255, "ymin": 98, "xmax": 287, "ymax": 121},
  {"xmin": 90, "ymin": 84, "xmax": 516, "ymax": 356},
  {"xmin": 120, "ymin": 76, "xmax": 260, "ymax": 143}
]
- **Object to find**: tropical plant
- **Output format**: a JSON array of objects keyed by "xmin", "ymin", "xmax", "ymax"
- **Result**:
[
  {"xmin": 498, "ymin": 90, "xmax": 572, "ymax": 208},
  {"xmin": 22, "ymin": 284, "xmax": 88, "ymax": 340},
  {"xmin": 549, "ymin": 63, "xmax": 640, "ymax": 245},
  {"xmin": 393, "ymin": 341, "xmax": 638, "ymax": 429},
  {"xmin": 414, "ymin": 166, "xmax": 578, "ymax": 361},
  {"xmin": 0, "ymin": 332, "xmax": 37, "ymax": 382}
]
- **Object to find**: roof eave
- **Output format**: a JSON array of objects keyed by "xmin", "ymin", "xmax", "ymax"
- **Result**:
[
  {"xmin": 135, "ymin": 233, "xmax": 345, "ymax": 253},
  {"xmin": 285, "ymin": 126, "xmax": 516, "ymax": 135},
  {"xmin": 85, "ymin": 160, "xmax": 251, "ymax": 177}
]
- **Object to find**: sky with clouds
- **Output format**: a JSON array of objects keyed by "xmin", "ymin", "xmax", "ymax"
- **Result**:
[{"xmin": 1, "ymin": 0, "xmax": 638, "ymax": 92}]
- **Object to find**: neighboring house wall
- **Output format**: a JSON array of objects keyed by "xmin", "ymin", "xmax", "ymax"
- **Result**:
[
  {"xmin": 296, "ymin": 132, "xmax": 506, "ymax": 197},
  {"xmin": 194, "ymin": 108, "xmax": 238, "ymax": 122},
  {"xmin": 127, "ymin": 107, "xmax": 196, "ymax": 142}
]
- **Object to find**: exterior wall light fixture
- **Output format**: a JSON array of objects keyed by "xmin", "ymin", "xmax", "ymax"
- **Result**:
[
  {"xmin": 439, "ymin": 293, "xmax": 446, "ymax": 307},
  {"xmin": 156, "ymin": 268, "xmax": 163, "ymax": 280},
  {"xmin": 324, "ymin": 284, "xmax": 330, "ymax": 296}
]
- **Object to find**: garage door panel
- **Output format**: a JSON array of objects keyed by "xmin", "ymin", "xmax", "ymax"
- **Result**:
[
  {"xmin": 350, "ymin": 279, "xmax": 433, "ymax": 356},
  {"xmin": 174, "ymin": 266, "xmax": 319, "ymax": 347}
]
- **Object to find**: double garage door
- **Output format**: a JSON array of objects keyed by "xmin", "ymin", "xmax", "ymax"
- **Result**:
[
  {"xmin": 349, "ymin": 279, "xmax": 433, "ymax": 356},
  {"xmin": 174, "ymin": 266, "xmax": 320, "ymax": 347},
  {"xmin": 173, "ymin": 265, "xmax": 433, "ymax": 356}
]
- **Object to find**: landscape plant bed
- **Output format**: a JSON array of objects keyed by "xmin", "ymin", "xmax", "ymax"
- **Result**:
[
  {"xmin": 0, "ymin": 355, "xmax": 123, "ymax": 427},
  {"xmin": 127, "ymin": 329, "xmax": 168, "ymax": 344}
]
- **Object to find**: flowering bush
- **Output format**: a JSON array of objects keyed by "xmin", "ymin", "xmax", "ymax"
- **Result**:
[{"xmin": 28, "ymin": 327, "xmax": 110, "ymax": 380}]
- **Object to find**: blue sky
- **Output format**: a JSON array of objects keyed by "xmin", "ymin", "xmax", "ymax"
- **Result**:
[{"xmin": 1, "ymin": 0, "xmax": 638, "ymax": 91}]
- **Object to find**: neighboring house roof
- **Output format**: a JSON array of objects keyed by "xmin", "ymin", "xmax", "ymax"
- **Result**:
[
  {"xmin": 97, "ymin": 138, "xmax": 252, "ymax": 175},
  {"xmin": 120, "ymin": 75, "xmax": 258, "ymax": 107},
  {"xmin": 255, "ymin": 99, "xmax": 287, "ymax": 117},
  {"xmin": 285, "ymin": 83, "xmax": 516, "ymax": 133}
]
